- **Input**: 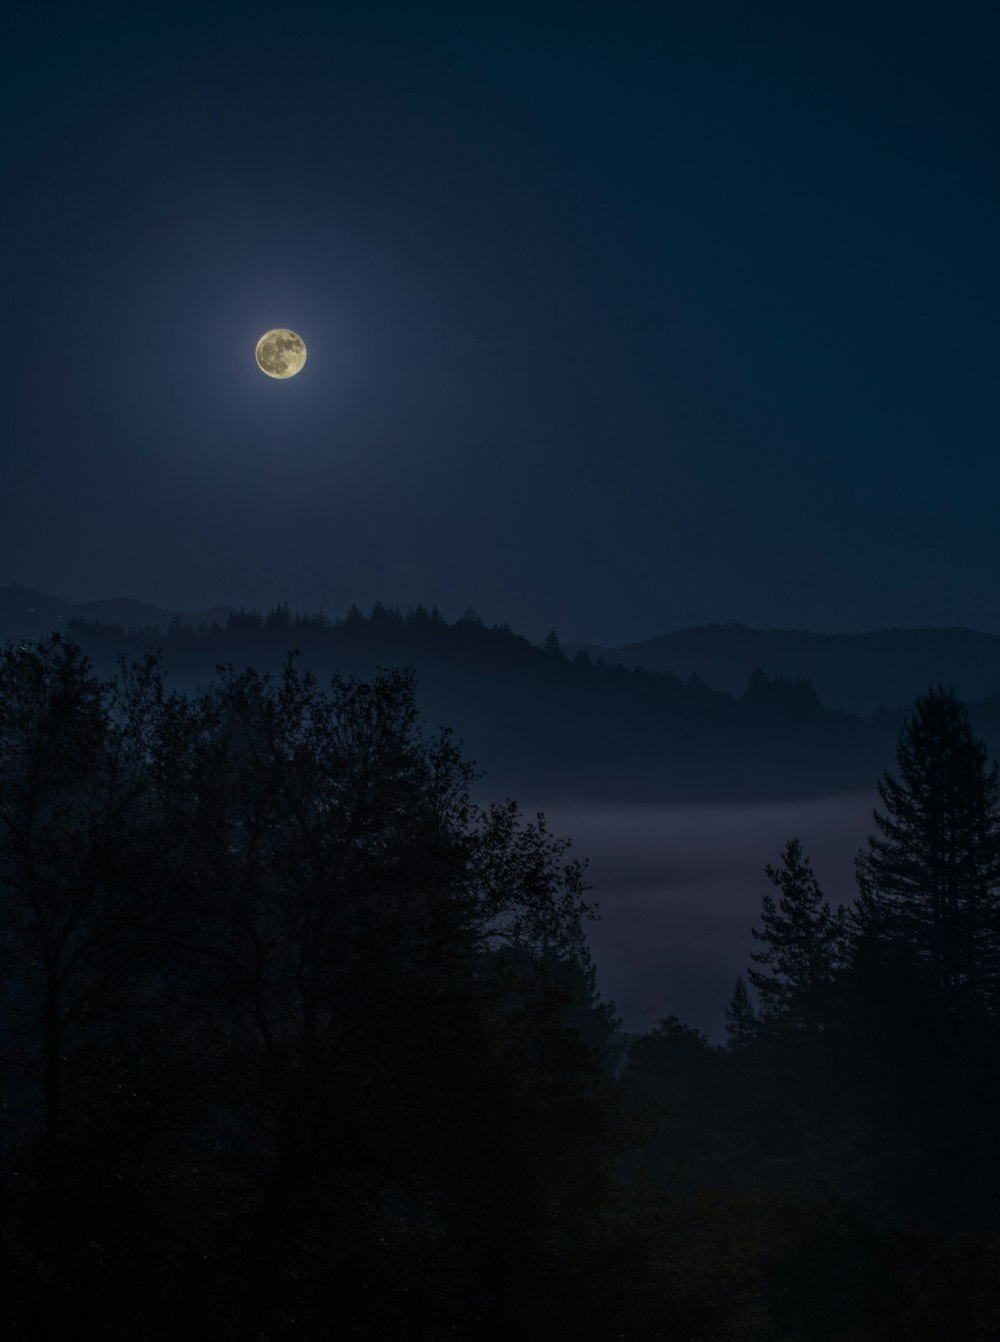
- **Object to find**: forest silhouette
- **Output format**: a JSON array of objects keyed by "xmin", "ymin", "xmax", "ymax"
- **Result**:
[
  {"xmin": 41, "ymin": 601, "xmax": 902, "ymax": 804},
  {"xmin": 4, "ymin": 635, "xmax": 1000, "ymax": 1337}
]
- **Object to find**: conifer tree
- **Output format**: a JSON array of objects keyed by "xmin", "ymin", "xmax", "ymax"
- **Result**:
[
  {"xmin": 724, "ymin": 975, "xmax": 758, "ymax": 1048},
  {"xmin": 749, "ymin": 838, "xmax": 847, "ymax": 1031},
  {"xmin": 854, "ymin": 684, "xmax": 1000, "ymax": 1017}
]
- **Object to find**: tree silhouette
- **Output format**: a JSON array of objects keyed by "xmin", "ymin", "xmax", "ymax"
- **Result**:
[
  {"xmin": 724, "ymin": 974, "xmax": 758, "ymax": 1048},
  {"xmin": 0, "ymin": 640, "xmax": 641, "ymax": 1339},
  {"xmin": 854, "ymin": 684, "xmax": 1000, "ymax": 1019},
  {"xmin": 749, "ymin": 838, "xmax": 847, "ymax": 1031}
]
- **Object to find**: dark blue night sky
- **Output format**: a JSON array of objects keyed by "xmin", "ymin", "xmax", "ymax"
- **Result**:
[{"xmin": 5, "ymin": 2, "xmax": 999, "ymax": 644}]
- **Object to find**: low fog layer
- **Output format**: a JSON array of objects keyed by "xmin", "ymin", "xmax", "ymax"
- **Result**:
[{"xmin": 526, "ymin": 792, "xmax": 877, "ymax": 1039}]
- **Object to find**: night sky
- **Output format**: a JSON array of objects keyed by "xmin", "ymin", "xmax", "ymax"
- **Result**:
[{"xmin": 5, "ymin": 2, "xmax": 999, "ymax": 646}]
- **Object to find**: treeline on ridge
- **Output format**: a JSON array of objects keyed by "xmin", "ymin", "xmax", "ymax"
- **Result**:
[{"xmin": 61, "ymin": 601, "xmax": 893, "ymax": 801}]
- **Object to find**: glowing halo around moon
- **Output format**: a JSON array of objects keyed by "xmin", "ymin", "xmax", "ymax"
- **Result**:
[{"xmin": 255, "ymin": 329, "xmax": 307, "ymax": 379}]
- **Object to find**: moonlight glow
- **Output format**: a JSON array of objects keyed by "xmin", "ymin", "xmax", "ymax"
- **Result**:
[{"xmin": 255, "ymin": 329, "xmax": 307, "ymax": 379}]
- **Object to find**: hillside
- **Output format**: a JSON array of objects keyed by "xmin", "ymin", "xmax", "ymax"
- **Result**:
[
  {"xmin": 0, "ymin": 585, "xmax": 230, "ymax": 641},
  {"xmin": 566, "ymin": 624, "xmax": 1000, "ymax": 715},
  {"xmin": 46, "ymin": 602, "xmax": 893, "ymax": 803},
  {"xmin": 10, "ymin": 590, "xmax": 1000, "ymax": 803}
]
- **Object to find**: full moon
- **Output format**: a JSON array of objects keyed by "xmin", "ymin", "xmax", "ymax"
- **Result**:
[{"xmin": 255, "ymin": 329, "xmax": 307, "ymax": 379}]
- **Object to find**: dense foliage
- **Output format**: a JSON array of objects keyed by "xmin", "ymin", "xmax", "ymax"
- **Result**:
[
  {"xmin": 623, "ymin": 684, "xmax": 1000, "ymax": 1338},
  {"xmin": 0, "ymin": 637, "xmax": 634, "ymax": 1339},
  {"xmin": 5, "ymin": 643, "xmax": 1000, "ymax": 1339}
]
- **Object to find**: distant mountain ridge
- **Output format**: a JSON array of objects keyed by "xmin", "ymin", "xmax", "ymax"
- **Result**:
[
  {"xmin": 36, "ymin": 600, "xmax": 887, "ymax": 803},
  {"xmin": 0, "ymin": 586, "xmax": 230, "ymax": 642},
  {"xmin": 0, "ymin": 591, "xmax": 903, "ymax": 804},
  {"xmin": 7, "ymin": 590, "xmax": 1000, "ymax": 797},
  {"xmin": 5, "ymin": 589, "xmax": 1000, "ymax": 718},
  {"xmin": 565, "ymin": 624, "xmax": 1000, "ymax": 715}
]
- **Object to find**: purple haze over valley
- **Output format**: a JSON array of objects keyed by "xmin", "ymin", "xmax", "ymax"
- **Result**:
[{"xmin": 526, "ymin": 792, "xmax": 878, "ymax": 1041}]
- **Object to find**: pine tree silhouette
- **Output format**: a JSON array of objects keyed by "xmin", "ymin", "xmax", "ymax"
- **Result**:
[
  {"xmin": 749, "ymin": 838, "xmax": 847, "ymax": 1031},
  {"xmin": 854, "ymin": 684, "xmax": 1000, "ymax": 1019},
  {"xmin": 724, "ymin": 974, "xmax": 758, "ymax": 1048}
]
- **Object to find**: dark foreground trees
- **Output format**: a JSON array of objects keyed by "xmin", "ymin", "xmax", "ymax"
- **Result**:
[
  {"xmin": 0, "ymin": 637, "xmax": 640, "ymax": 1340},
  {"xmin": 854, "ymin": 683, "xmax": 1000, "ymax": 1019},
  {"xmin": 17, "ymin": 646, "xmax": 1000, "ymax": 1340},
  {"xmin": 620, "ymin": 685, "xmax": 1000, "ymax": 1339},
  {"xmin": 748, "ymin": 838, "xmax": 847, "ymax": 1032}
]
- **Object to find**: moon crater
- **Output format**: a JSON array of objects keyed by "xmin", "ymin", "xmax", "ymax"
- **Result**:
[{"xmin": 255, "ymin": 329, "xmax": 307, "ymax": 379}]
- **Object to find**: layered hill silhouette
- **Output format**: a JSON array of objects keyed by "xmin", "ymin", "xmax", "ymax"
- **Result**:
[
  {"xmin": 0, "ymin": 585, "xmax": 231, "ymax": 641},
  {"xmin": 6, "ymin": 588, "xmax": 1000, "ymax": 802},
  {"xmin": 566, "ymin": 624, "xmax": 1000, "ymax": 715}
]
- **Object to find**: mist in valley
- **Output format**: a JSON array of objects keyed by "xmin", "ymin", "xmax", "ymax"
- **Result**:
[{"xmin": 528, "ymin": 792, "xmax": 878, "ymax": 1038}]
